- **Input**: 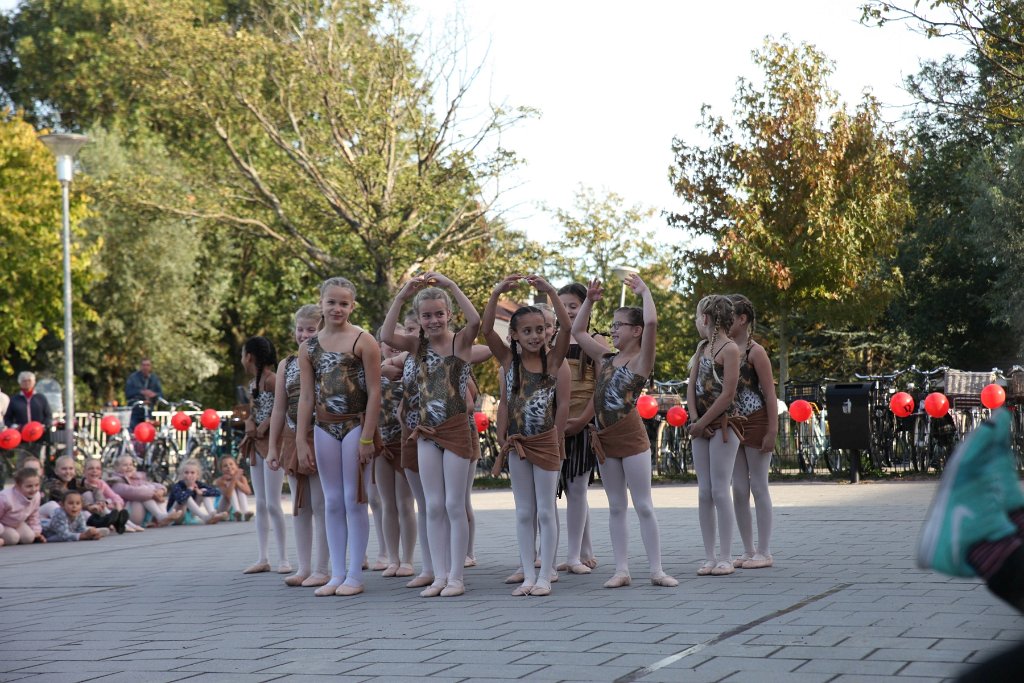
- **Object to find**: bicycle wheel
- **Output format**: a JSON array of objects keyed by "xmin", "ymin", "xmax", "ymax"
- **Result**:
[
  {"xmin": 822, "ymin": 436, "xmax": 843, "ymax": 475},
  {"xmin": 148, "ymin": 442, "xmax": 179, "ymax": 485},
  {"xmin": 1012, "ymin": 408, "xmax": 1024, "ymax": 474},
  {"xmin": 659, "ymin": 426, "xmax": 685, "ymax": 477},
  {"xmin": 100, "ymin": 439, "xmax": 125, "ymax": 469},
  {"xmin": 892, "ymin": 430, "xmax": 913, "ymax": 472}
]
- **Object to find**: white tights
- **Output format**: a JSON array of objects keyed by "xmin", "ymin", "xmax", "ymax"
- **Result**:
[
  {"xmin": 178, "ymin": 496, "xmax": 216, "ymax": 521},
  {"xmin": 288, "ymin": 473, "xmax": 330, "ymax": 577},
  {"xmin": 250, "ymin": 456, "xmax": 287, "ymax": 566},
  {"xmin": 368, "ymin": 476, "xmax": 386, "ymax": 563},
  {"xmin": 733, "ymin": 445, "xmax": 773, "ymax": 557},
  {"xmin": 465, "ymin": 462, "xmax": 476, "ymax": 560},
  {"xmin": 692, "ymin": 430, "xmax": 741, "ymax": 562},
  {"xmin": 373, "ymin": 457, "xmax": 417, "ymax": 566},
  {"xmin": 314, "ymin": 426, "xmax": 370, "ymax": 588},
  {"xmin": 598, "ymin": 451, "xmax": 664, "ymax": 575},
  {"xmin": 510, "ymin": 456, "xmax": 558, "ymax": 587},
  {"xmin": 417, "ymin": 439, "xmax": 472, "ymax": 584},
  {"xmin": 404, "ymin": 468, "xmax": 434, "ymax": 578},
  {"xmin": 217, "ymin": 490, "xmax": 250, "ymax": 515},
  {"xmin": 128, "ymin": 499, "xmax": 172, "ymax": 525},
  {"xmin": 563, "ymin": 471, "xmax": 594, "ymax": 565}
]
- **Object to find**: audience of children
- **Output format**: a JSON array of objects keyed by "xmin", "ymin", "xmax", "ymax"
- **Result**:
[{"xmin": 42, "ymin": 490, "xmax": 105, "ymax": 542}]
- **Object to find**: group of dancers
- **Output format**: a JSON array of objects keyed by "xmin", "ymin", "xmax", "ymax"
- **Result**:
[{"xmin": 237, "ymin": 272, "xmax": 779, "ymax": 597}]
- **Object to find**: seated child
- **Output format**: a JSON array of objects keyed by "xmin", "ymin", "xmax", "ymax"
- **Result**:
[
  {"xmin": 80, "ymin": 459, "xmax": 136, "ymax": 534},
  {"xmin": 18, "ymin": 455, "xmax": 42, "ymax": 476},
  {"xmin": 213, "ymin": 456, "xmax": 253, "ymax": 521},
  {"xmin": 0, "ymin": 467, "xmax": 44, "ymax": 547},
  {"xmin": 42, "ymin": 490, "xmax": 105, "ymax": 542},
  {"xmin": 108, "ymin": 455, "xmax": 183, "ymax": 527},
  {"xmin": 39, "ymin": 455, "xmax": 85, "ymax": 525},
  {"xmin": 168, "ymin": 459, "xmax": 229, "ymax": 525}
]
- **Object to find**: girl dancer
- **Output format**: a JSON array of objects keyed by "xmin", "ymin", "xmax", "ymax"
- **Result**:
[
  {"xmin": 240, "ymin": 336, "xmax": 290, "ymax": 575},
  {"xmin": 571, "ymin": 275, "xmax": 677, "ymax": 588},
  {"xmin": 728, "ymin": 294, "xmax": 777, "ymax": 569},
  {"xmin": 375, "ymin": 325, "xmax": 417, "ymax": 578},
  {"xmin": 686, "ymin": 295, "xmax": 742, "ymax": 576},
  {"xmin": 483, "ymin": 275, "xmax": 571, "ymax": 596},
  {"xmin": 557, "ymin": 282, "xmax": 602, "ymax": 573},
  {"xmin": 267, "ymin": 304, "xmax": 331, "ymax": 587},
  {"xmin": 382, "ymin": 273, "xmax": 480, "ymax": 597},
  {"xmin": 297, "ymin": 277, "xmax": 381, "ymax": 597}
]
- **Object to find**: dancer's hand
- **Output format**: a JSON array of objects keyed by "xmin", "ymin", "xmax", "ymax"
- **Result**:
[
  {"xmin": 494, "ymin": 274, "xmax": 524, "ymax": 294},
  {"xmin": 625, "ymin": 272, "xmax": 648, "ymax": 295},
  {"xmin": 526, "ymin": 274, "xmax": 554, "ymax": 293},
  {"xmin": 586, "ymin": 278, "xmax": 604, "ymax": 302},
  {"xmin": 358, "ymin": 441, "xmax": 375, "ymax": 464},
  {"xmin": 761, "ymin": 430, "xmax": 777, "ymax": 454},
  {"xmin": 397, "ymin": 277, "xmax": 426, "ymax": 300},
  {"xmin": 422, "ymin": 272, "xmax": 453, "ymax": 288}
]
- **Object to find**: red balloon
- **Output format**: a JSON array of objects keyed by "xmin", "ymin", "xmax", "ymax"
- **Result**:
[
  {"xmin": 100, "ymin": 414, "xmax": 121, "ymax": 436},
  {"xmin": 21, "ymin": 421, "xmax": 45, "ymax": 443},
  {"xmin": 981, "ymin": 384, "xmax": 1006, "ymax": 409},
  {"xmin": 171, "ymin": 411, "xmax": 193, "ymax": 431},
  {"xmin": 473, "ymin": 412, "xmax": 489, "ymax": 433},
  {"xmin": 924, "ymin": 392, "xmax": 949, "ymax": 419},
  {"xmin": 666, "ymin": 405, "xmax": 688, "ymax": 427},
  {"xmin": 0, "ymin": 428, "xmax": 22, "ymax": 450},
  {"xmin": 889, "ymin": 391, "xmax": 915, "ymax": 418},
  {"xmin": 200, "ymin": 409, "xmax": 220, "ymax": 431},
  {"xmin": 133, "ymin": 422, "xmax": 156, "ymax": 443},
  {"xmin": 637, "ymin": 395, "xmax": 659, "ymax": 420},
  {"xmin": 789, "ymin": 399, "xmax": 812, "ymax": 423}
]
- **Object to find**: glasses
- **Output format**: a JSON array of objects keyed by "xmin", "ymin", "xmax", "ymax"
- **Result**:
[{"xmin": 610, "ymin": 322, "xmax": 640, "ymax": 331}]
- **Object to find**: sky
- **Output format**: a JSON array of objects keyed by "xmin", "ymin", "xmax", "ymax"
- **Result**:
[{"xmin": 1, "ymin": 0, "xmax": 965, "ymax": 246}]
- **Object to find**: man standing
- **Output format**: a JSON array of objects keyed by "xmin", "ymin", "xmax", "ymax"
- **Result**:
[
  {"xmin": 125, "ymin": 358, "xmax": 163, "ymax": 429},
  {"xmin": 4, "ymin": 371, "xmax": 53, "ymax": 451}
]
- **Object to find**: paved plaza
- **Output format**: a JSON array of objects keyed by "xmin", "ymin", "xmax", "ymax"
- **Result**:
[{"xmin": 1, "ymin": 481, "xmax": 1021, "ymax": 682}]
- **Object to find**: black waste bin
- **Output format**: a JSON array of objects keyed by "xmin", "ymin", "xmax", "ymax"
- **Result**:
[{"xmin": 825, "ymin": 383, "xmax": 872, "ymax": 450}]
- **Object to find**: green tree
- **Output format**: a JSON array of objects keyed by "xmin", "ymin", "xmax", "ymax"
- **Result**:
[
  {"xmin": 668, "ymin": 37, "xmax": 913, "ymax": 389},
  {"xmin": 0, "ymin": 109, "xmax": 95, "ymax": 374}
]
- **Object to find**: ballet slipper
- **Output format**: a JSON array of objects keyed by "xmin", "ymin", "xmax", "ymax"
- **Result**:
[
  {"xmin": 733, "ymin": 553, "xmax": 753, "ymax": 568},
  {"xmin": 556, "ymin": 562, "xmax": 569, "ymax": 572},
  {"xmin": 650, "ymin": 572, "xmax": 679, "ymax": 587},
  {"xmin": 582, "ymin": 556, "xmax": 598, "ymax": 569},
  {"xmin": 742, "ymin": 553, "xmax": 773, "ymax": 569},
  {"xmin": 314, "ymin": 583, "xmax": 341, "ymax": 597},
  {"xmin": 464, "ymin": 556, "xmax": 477, "ymax": 568},
  {"xmin": 335, "ymin": 583, "xmax": 364, "ymax": 596},
  {"xmin": 697, "ymin": 561, "xmax": 715, "ymax": 576},
  {"xmin": 420, "ymin": 581, "xmax": 446, "ymax": 598},
  {"xmin": 382, "ymin": 564, "xmax": 399, "ymax": 577},
  {"xmin": 549, "ymin": 571, "xmax": 559, "ymax": 583},
  {"xmin": 603, "ymin": 572, "xmax": 631, "ymax": 588},
  {"xmin": 396, "ymin": 563, "xmax": 415, "ymax": 577},
  {"xmin": 710, "ymin": 561, "xmax": 735, "ymax": 576},
  {"xmin": 440, "ymin": 580, "xmax": 465, "ymax": 597},
  {"xmin": 407, "ymin": 574, "xmax": 434, "ymax": 588},
  {"xmin": 301, "ymin": 573, "xmax": 330, "ymax": 587},
  {"xmin": 511, "ymin": 583, "xmax": 534, "ymax": 596},
  {"xmin": 568, "ymin": 563, "xmax": 592, "ymax": 575},
  {"xmin": 276, "ymin": 562, "xmax": 293, "ymax": 574},
  {"xmin": 504, "ymin": 570, "xmax": 525, "ymax": 584},
  {"xmin": 284, "ymin": 573, "xmax": 310, "ymax": 587},
  {"xmin": 243, "ymin": 562, "xmax": 271, "ymax": 574},
  {"xmin": 529, "ymin": 581, "xmax": 552, "ymax": 597},
  {"xmin": 371, "ymin": 560, "xmax": 389, "ymax": 571}
]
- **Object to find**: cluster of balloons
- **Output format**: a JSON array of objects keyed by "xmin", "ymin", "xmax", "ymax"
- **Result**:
[
  {"xmin": 635, "ymin": 396, "xmax": 689, "ymax": 426},
  {"xmin": 887, "ymin": 383, "xmax": 1006, "ymax": 419},
  {"xmin": 0, "ymin": 420, "xmax": 45, "ymax": 450}
]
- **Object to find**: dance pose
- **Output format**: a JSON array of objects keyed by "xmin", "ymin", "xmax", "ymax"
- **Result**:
[
  {"xmin": 570, "ymin": 275, "xmax": 678, "ymax": 588},
  {"xmin": 381, "ymin": 273, "xmax": 481, "ymax": 597},
  {"xmin": 483, "ymin": 274, "xmax": 571, "ymax": 596},
  {"xmin": 297, "ymin": 277, "xmax": 381, "ymax": 596},
  {"xmin": 267, "ymin": 304, "xmax": 331, "ymax": 587},
  {"xmin": 686, "ymin": 295, "xmax": 742, "ymax": 576}
]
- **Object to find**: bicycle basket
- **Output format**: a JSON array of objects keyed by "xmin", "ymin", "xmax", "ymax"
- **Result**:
[
  {"xmin": 784, "ymin": 383, "xmax": 820, "ymax": 405},
  {"xmin": 648, "ymin": 393, "xmax": 683, "ymax": 416},
  {"xmin": 1009, "ymin": 370, "xmax": 1024, "ymax": 401},
  {"xmin": 941, "ymin": 370, "xmax": 998, "ymax": 408}
]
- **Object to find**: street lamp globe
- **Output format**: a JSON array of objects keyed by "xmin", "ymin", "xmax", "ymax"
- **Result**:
[{"xmin": 611, "ymin": 264, "xmax": 640, "ymax": 307}]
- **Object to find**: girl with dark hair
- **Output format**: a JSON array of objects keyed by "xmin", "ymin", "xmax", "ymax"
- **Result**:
[
  {"xmin": 482, "ymin": 274, "xmax": 571, "ymax": 596},
  {"xmin": 240, "ymin": 335, "xmax": 290, "ymax": 575},
  {"xmin": 686, "ymin": 295, "xmax": 742, "ymax": 577},
  {"xmin": 570, "ymin": 275, "xmax": 677, "ymax": 589},
  {"xmin": 556, "ymin": 282, "xmax": 604, "ymax": 574},
  {"xmin": 728, "ymin": 294, "xmax": 777, "ymax": 570},
  {"xmin": 381, "ymin": 273, "xmax": 481, "ymax": 597},
  {"xmin": 296, "ymin": 277, "xmax": 382, "ymax": 597}
]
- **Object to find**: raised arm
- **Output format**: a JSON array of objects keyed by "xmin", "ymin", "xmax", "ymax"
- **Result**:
[
  {"xmin": 570, "ymin": 278, "xmax": 612, "ymax": 363},
  {"xmin": 627, "ymin": 274, "xmax": 657, "ymax": 378},
  {"xmin": 528, "ymin": 275, "xmax": 572, "ymax": 368},
  {"xmin": 381, "ymin": 279, "xmax": 423, "ymax": 353},
  {"xmin": 266, "ymin": 358, "xmax": 289, "ymax": 470},
  {"xmin": 481, "ymin": 275, "xmax": 522, "ymax": 369}
]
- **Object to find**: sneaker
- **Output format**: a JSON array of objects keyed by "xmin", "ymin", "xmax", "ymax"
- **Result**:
[
  {"xmin": 113, "ymin": 509, "xmax": 129, "ymax": 535},
  {"xmin": 917, "ymin": 414, "xmax": 1019, "ymax": 577}
]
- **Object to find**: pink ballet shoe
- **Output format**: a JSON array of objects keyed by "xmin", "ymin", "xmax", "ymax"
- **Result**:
[
  {"xmin": 711, "ymin": 561, "xmax": 735, "ymax": 576},
  {"xmin": 395, "ymin": 564, "xmax": 415, "ymax": 577},
  {"xmin": 440, "ymin": 580, "xmax": 465, "ymax": 597},
  {"xmin": 511, "ymin": 583, "xmax": 533, "ymax": 596},
  {"xmin": 603, "ymin": 572, "xmax": 631, "ymax": 588},
  {"xmin": 382, "ymin": 564, "xmax": 399, "ymax": 577},
  {"xmin": 335, "ymin": 583, "xmax": 364, "ymax": 596},
  {"xmin": 420, "ymin": 581, "xmax": 446, "ymax": 598},
  {"xmin": 504, "ymin": 570, "xmax": 525, "ymax": 584},
  {"xmin": 407, "ymin": 574, "xmax": 434, "ymax": 588},
  {"xmin": 243, "ymin": 562, "xmax": 270, "ymax": 574},
  {"xmin": 650, "ymin": 572, "xmax": 679, "ymax": 587},
  {"xmin": 284, "ymin": 573, "xmax": 309, "ymax": 587},
  {"xmin": 567, "ymin": 563, "xmax": 592, "ymax": 575},
  {"xmin": 742, "ymin": 553, "xmax": 773, "ymax": 569},
  {"xmin": 301, "ymin": 573, "xmax": 330, "ymax": 587},
  {"xmin": 529, "ymin": 582, "xmax": 552, "ymax": 597}
]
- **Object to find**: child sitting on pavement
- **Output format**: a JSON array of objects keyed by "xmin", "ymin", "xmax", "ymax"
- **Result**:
[
  {"xmin": 213, "ymin": 456, "xmax": 253, "ymax": 521},
  {"xmin": 168, "ymin": 459, "xmax": 229, "ymax": 524},
  {"xmin": 38, "ymin": 455, "xmax": 85, "ymax": 524},
  {"xmin": 42, "ymin": 490, "xmax": 105, "ymax": 542},
  {"xmin": 0, "ymin": 467, "xmax": 45, "ymax": 546},
  {"xmin": 108, "ymin": 455, "xmax": 183, "ymax": 527},
  {"xmin": 81, "ymin": 458, "xmax": 139, "ymax": 533}
]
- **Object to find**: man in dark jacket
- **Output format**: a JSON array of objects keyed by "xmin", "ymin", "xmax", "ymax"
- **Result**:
[{"xmin": 125, "ymin": 358, "xmax": 163, "ymax": 429}]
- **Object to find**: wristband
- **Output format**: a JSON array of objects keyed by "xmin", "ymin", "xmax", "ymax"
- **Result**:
[{"xmin": 359, "ymin": 437, "xmax": 374, "ymax": 445}]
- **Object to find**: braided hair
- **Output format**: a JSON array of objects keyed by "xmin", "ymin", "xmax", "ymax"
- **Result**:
[
  {"xmin": 243, "ymin": 336, "xmax": 278, "ymax": 399},
  {"xmin": 728, "ymin": 294, "xmax": 756, "ymax": 353},
  {"xmin": 508, "ymin": 306, "xmax": 549, "ymax": 396},
  {"xmin": 696, "ymin": 295, "xmax": 735, "ymax": 383}
]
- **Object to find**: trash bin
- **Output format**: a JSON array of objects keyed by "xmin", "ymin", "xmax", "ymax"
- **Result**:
[{"xmin": 825, "ymin": 383, "xmax": 872, "ymax": 450}]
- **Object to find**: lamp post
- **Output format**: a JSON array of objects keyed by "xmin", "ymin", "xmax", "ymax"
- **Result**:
[
  {"xmin": 611, "ymin": 265, "xmax": 640, "ymax": 307},
  {"xmin": 38, "ymin": 133, "xmax": 89, "ymax": 457}
]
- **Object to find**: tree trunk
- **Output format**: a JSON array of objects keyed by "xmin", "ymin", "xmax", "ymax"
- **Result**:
[{"xmin": 778, "ymin": 313, "xmax": 789, "ymax": 402}]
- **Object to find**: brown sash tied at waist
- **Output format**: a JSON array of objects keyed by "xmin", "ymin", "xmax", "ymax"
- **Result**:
[
  {"xmin": 400, "ymin": 424, "xmax": 418, "ymax": 472},
  {"xmin": 239, "ymin": 418, "xmax": 271, "ymax": 466},
  {"xmin": 739, "ymin": 408, "xmax": 768, "ymax": 450},
  {"xmin": 491, "ymin": 427, "xmax": 562, "ymax": 477},
  {"xmin": 701, "ymin": 412, "xmax": 747, "ymax": 442},
  {"xmin": 315, "ymin": 405, "xmax": 381, "ymax": 504},
  {"xmin": 279, "ymin": 425, "xmax": 315, "ymax": 511},
  {"xmin": 588, "ymin": 409, "xmax": 650, "ymax": 464},
  {"xmin": 407, "ymin": 413, "xmax": 475, "ymax": 461},
  {"xmin": 380, "ymin": 440, "xmax": 403, "ymax": 470}
]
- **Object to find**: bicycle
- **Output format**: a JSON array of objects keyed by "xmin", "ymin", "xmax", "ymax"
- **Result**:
[
  {"xmin": 902, "ymin": 366, "xmax": 954, "ymax": 473},
  {"xmin": 854, "ymin": 369, "xmax": 907, "ymax": 472},
  {"xmin": 51, "ymin": 413, "xmax": 103, "ymax": 467},
  {"xmin": 794, "ymin": 400, "xmax": 840, "ymax": 475},
  {"xmin": 649, "ymin": 379, "xmax": 689, "ymax": 476},
  {"xmin": 100, "ymin": 401, "xmax": 149, "ymax": 471},
  {"xmin": 1007, "ymin": 366, "xmax": 1024, "ymax": 472},
  {"xmin": 143, "ymin": 397, "xmax": 205, "ymax": 484}
]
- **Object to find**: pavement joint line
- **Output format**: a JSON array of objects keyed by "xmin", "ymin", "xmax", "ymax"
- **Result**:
[
  {"xmin": 0, "ymin": 584, "xmax": 132, "ymax": 606},
  {"xmin": 613, "ymin": 582, "xmax": 853, "ymax": 683}
]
